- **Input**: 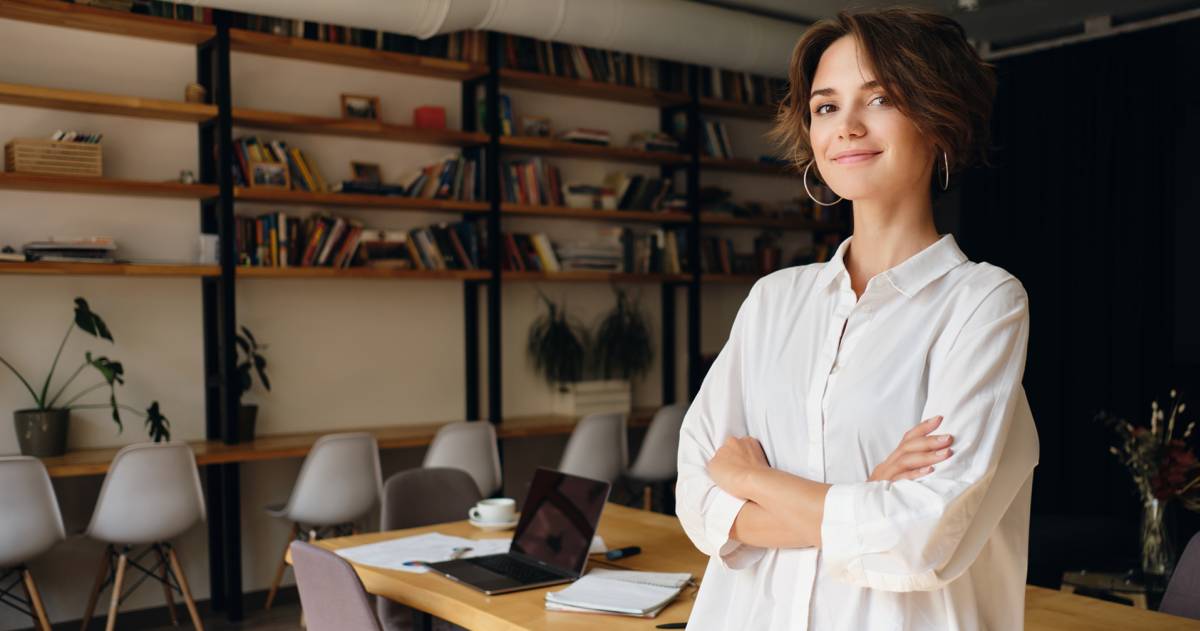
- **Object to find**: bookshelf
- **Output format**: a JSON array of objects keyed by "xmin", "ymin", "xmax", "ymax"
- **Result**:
[{"xmin": 0, "ymin": 0, "xmax": 847, "ymax": 619}]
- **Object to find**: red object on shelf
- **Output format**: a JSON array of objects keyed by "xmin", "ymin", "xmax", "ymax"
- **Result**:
[{"xmin": 414, "ymin": 106, "xmax": 446, "ymax": 130}]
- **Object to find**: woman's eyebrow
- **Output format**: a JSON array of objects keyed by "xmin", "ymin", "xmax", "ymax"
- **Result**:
[{"xmin": 810, "ymin": 79, "xmax": 881, "ymax": 100}]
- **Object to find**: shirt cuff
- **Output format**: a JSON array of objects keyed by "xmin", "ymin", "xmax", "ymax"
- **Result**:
[
  {"xmin": 820, "ymin": 483, "xmax": 867, "ymax": 584},
  {"xmin": 707, "ymin": 487, "xmax": 766, "ymax": 570}
]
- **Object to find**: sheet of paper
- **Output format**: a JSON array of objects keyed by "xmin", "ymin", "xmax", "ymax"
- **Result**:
[{"xmin": 335, "ymin": 533, "xmax": 607, "ymax": 574}]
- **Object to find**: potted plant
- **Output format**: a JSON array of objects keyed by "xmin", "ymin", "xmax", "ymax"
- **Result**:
[
  {"xmin": 527, "ymin": 292, "xmax": 588, "ymax": 393},
  {"xmin": 2, "ymin": 297, "xmax": 170, "ymax": 457},
  {"xmin": 235, "ymin": 326, "xmax": 270, "ymax": 442}
]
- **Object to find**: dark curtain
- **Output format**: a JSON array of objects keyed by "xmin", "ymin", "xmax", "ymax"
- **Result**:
[{"xmin": 958, "ymin": 18, "xmax": 1200, "ymax": 584}]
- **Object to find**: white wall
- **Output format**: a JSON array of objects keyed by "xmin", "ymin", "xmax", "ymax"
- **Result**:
[{"xmin": 0, "ymin": 16, "xmax": 806, "ymax": 629}]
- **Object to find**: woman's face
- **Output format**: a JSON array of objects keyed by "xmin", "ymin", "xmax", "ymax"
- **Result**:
[{"xmin": 807, "ymin": 35, "xmax": 935, "ymax": 202}]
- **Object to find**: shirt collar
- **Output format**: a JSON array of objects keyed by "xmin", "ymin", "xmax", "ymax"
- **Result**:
[{"xmin": 815, "ymin": 233, "xmax": 968, "ymax": 299}]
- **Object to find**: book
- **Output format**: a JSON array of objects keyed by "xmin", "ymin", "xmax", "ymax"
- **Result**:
[{"xmin": 545, "ymin": 569, "xmax": 691, "ymax": 618}]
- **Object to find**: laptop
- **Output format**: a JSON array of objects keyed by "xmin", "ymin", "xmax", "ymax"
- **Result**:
[{"xmin": 425, "ymin": 467, "xmax": 611, "ymax": 595}]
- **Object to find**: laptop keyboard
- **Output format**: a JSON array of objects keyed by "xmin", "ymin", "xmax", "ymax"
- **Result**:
[{"xmin": 467, "ymin": 555, "xmax": 564, "ymax": 584}]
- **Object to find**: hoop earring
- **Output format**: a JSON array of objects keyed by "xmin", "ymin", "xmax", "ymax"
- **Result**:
[
  {"xmin": 938, "ymin": 150, "xmax": 950, "ymax": 191},
  {"xmin": 803, "ymin": 161, "xmax": 843, "ymax": 207}
]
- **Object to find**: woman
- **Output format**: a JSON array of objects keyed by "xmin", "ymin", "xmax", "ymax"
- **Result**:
[{"xmin": 676, "ymin": 7, "xmax": 1039, "ymax": 630}]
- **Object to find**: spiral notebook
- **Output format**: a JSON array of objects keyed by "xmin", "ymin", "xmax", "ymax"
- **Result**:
[{"xmin": 544, "ymin": 569, "xmax": 692, "ymax": 618}]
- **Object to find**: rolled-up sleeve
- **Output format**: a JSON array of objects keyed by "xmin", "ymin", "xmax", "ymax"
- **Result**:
[
  {"xmin": 676, "ymin": 281, "xmax": 767, "ymax": 570},
  {"xmin": 820, "ymin": 277, "xmax": 1040, "ymax": 591}
]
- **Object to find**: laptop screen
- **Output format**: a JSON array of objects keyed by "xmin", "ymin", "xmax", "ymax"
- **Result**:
[{"xmin": 510, "ymin": 468, "xmax": 610, "ymax": 575}]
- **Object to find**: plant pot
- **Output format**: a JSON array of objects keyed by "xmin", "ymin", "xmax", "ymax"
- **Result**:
[
  {"xmin": 552, "ymin": 380, "xmax": 632, "ymax": 417},
  {"xmin": 238, "ymin": 404, "xmax": 259, "ymax": 443},
  {"xmin": 13, "ymin": 409, "xmax": 70, "ymax": 457}
]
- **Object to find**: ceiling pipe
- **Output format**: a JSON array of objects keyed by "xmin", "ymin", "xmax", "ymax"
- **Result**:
[{"xmin": 186, "ymin": 0, "xmax": 804, "ymax": 77}]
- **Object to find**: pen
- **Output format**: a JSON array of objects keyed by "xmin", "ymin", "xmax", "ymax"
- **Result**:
[
  {"xmin": 655, "ymin": 623, "xmax": 687, "ymax": 629},
  {"xmin": 604, "ymin": 546, "xmax": 641, "ymax": 561}
]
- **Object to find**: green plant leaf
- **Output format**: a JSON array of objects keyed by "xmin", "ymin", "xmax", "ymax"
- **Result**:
[
  {"xmin": 235, "ymin": 333, "xmax": 251, "ymax": 355},
  {"xmin": 253, "ymin": 354, "xmax": 271, "ymax": 391},
  {"xmin": 145, "ymin": 401, "xmax": 170, "ymax": 443},
  {"xmin": 593, "ymin": 288, "xmax": 653, "ymax": 380},
  {"xmin": 527, "ymin": 293, "xmax": 586, "ymax": 386},
  {"xmin": 73, "ymin": 297, "xmax": 113, "ymax": 342},
  {"xmin": 86, "ymin": 352, "xmax": 125, "ymax": 431}
]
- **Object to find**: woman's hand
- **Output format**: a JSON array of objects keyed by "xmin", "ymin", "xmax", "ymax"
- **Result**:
[
  {"xmin": 708, "ymin": 435, "xmax": 771, "ymax": 498},
  {"xmin": 869, "ymin": 415, "xmax": 954, "ymax": 482}
]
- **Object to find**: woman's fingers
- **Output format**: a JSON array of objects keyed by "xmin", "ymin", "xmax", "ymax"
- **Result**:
[
  {"xmin": 893, "ymin": 465, "xmax": 936, "ymax": 481},
  {"xmin": 894, "ymin": 447, "xmax": 953, "ymax": 472},
  {"xmin": 900, "ymin": 433, "xmax": 954, "ymax": 455},
  {"xmin": 902, "ymin": 415, "xmax": 944, "ymax": 441}
]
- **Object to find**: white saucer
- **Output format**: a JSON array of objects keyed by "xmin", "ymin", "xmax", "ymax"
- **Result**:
[{"xmin": 469, "ymin": 516, "xmax": 518, "ymax": 531}]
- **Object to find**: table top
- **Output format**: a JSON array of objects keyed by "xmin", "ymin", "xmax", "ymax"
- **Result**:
[
  {"xmin": 316, "ymin": 504, "xmax": 1200, "ymax": 631},
  {"xmin": 38, "ymin": 408, "xmax": 655, "ymax": 478}
]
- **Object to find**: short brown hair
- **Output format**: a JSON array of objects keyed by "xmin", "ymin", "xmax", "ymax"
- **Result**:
[{"xmin": 770, "ymin": 7, "xmax": 997, "ymax": 189}]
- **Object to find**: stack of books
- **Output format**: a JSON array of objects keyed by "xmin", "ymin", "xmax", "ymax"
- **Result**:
[
  {"xmin": 558, "ymin": 128, "xmax": 611, "ymax": 146},
  {"xmin": 545, "ymin": 569, "xmax": 692, "ymax": 618},
  {"xmin": 701, "ymin": 121, "xmax": 735, "ymax": 159},
  {"xmin": 23, "ymin": 237, "xmax": 116, "ymax": 264},
  {"xmin": 555, "ymin": 228, "xmax": 623, "ymax": 272},
  {"xmin": 501, "ymin": 158, "xmax": 563, "ymax": 206},
  {"xmin": 628, "ymin": 131, "xmax": 679, "ymax": 153}
]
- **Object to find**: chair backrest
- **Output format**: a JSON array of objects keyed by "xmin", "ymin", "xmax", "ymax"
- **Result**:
[
  {"xmin": 0, "ymin": 456, "xmax": 65, "ymax": 567},
  {"xmin": 290, "ymin": 541, "xmax": 382, "ymax": 631},
  {"xmin": 87, "ymin": 443, "xmax": 205, "ymax": 545},
  {"xmin": 626, "ymin": 402, "xmax": 687, "ymax": 481},
  {"xmin": 380, "ymin": 467, "xmax": 483, "ymax": 531},
  {"xmin": 1161, "ymin": 531, "xmax": 1200, "ymax": 619},
  {"xmin": 284, "ymin": 433, "xmax": 382, "ymax": 526},
  {"xmin": 558, "ymin": 412, "xmax": 628, "ymax": 483},
  {"xmin": 422, "ymin": 422, "xmax": 501, "ymax": 497}
]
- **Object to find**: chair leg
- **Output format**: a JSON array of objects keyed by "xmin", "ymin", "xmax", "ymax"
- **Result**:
[
  {"xmin": 21, "ymin": 569, "xmax": 52, "ymax": 631},
  {"xmin": 265, "ymin": 523, "xmax": 298, "ymax": 610},
  {"xmin": 81, "ymin": 546, "xmax": 112, "ymax": 631},
  {"xmin": 166, "ymin": 545, "xmax": 204, "ymax": 631},
  {"xmin": 642, "ymin": 485, "xmax": 653, "ymax": 512},
  {"xmin": 155, "ymin": 544, "xmax": 179, "ymax": 626},
  {"xmin": 104, "ymin": 551, "xmax": 128, "ymax": 631}
]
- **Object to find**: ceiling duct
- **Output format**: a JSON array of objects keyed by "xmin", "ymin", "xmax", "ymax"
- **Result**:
[{"xmin": 187, "ymin": 0, "xmax": 805, "ymax": 77}]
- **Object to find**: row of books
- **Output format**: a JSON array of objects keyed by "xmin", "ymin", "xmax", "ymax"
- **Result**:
[
  {"xmin": 702, "ymin": 121, "xmax": 736, "ymax": 159},
  {"xmin": 701, "ymin": 68, "xmax": 787, "ymax": 107},
  {"xmin": 500, "ymin": 35, "xmax": 687, "ymax": 93},
  {"xmin": 501, "ymin": 158, "xmax": 564, "ymax": 207},
  {"xmin": 502, "ymin": 227, "xmax": 689, "ymax": 276},
  {"xmin": 333, "ymin": 153, "xmax": 483, "ymax": 202},
  {"xmin": 234, "ymin": 212, "xmax": 488, "ymax": 271},
  {"xmin": 230, "ymin": 136, "xmax": 328, "ymax": 192}
]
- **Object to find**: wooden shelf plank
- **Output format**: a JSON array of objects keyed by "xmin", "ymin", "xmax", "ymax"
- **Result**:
[
  {"xmin": 499, "ymin": 68, "xmax": 690, "ymax": 108},
  {"xmin": 701, "ymin": 273, "xmax": 761, "ymax": 284},
  {"xmin": 699, "ymin": 212, "xmax": 842, "ymax": 231},
  {"xmin": 698, "ymin": 97, "xmax": 778, "ymax": 121},
  {"xmin": 0, "ymin": 261, "xmax": 218, "ymax": 277},
  {"xmin": 237, "ymin": 267, "xmax": 490, "ymax": 281},
  {"xmin": 700, "ymin": 155, "xmax": 795, "ymax": 176},
  {"xmin": 503, "ymin": 270, "xmax": 690, "ymax": 283},
  {"xmin": 500, "ymin": 136, "xmax": 687, "ymax": 166},
  {"xmin": 234, "ymin": 187, "xmax": 488, "ymax": 213},
  {"xmin": 232, "ymin": 108, "xmax": 488, "ymax": 146},
  {"xmin": 0, "ymin": 81, "xmax": 216, "ymax": 122},
  {"xmin": 502, "ymin": 204, "xmax": 690, "ymax": 224},
  {"xmin": 229, "ymin": 29, "xmax": 488, "ymax": 81},
  {"xmin": 0, "ymin": 0, "xmax": 214, "ymax": 44},
  {"xmin": 0, "ymin": 172, "xmax": 218, "ymax": 199},
  {"xmin": 40, "ymin": 408, "xmax": 656, "ymax": 478}
]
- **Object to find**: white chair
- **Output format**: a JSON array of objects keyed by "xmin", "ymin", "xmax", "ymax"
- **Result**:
[
  {"xmin": 625, "ymin": 403, "xmax": 688, "ymax": 511},
  {"xmin": 264, "ymin": 432, "xmax": 383, "ymax": 610},
  {"xmin": 422, "ymin": 422, "xmax": 502, "ymax": 497},
  {"xmin": 559, "ymin": 412, "xmax": 628, "ymax": 483},
  {"xmin": 81, "ymin": 443, "xmax": 206, "ymax": 631},
  {"xmin": 0, "ymin": 456, "xmax": 64, "ymax": 631}
]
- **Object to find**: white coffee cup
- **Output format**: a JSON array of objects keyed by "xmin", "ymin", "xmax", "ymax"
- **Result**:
[{"xmin": 469, "ymin": 498, "xmax": 516, "ymax": 523}]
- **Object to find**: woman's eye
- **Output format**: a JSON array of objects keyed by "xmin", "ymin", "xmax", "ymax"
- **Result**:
[
  {"xmin": 814, "ymin": 103, "xmax": 834, "ymax": 115},
  {"xmin": 871, "ymin": 95, "xmax": 890, "ymax": 106}
]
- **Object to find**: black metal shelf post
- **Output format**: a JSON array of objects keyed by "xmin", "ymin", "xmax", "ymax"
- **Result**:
[
  {"xmin": 198, "ymin": 9, "xmax": 243, "ymax": 621},
  {"xmin": 685, "ymin": 65, "xmax": 703, "ymax": 399},
  {"xmin": 483, "ymin": 32, "xmax": 504, "ymax": 426}
]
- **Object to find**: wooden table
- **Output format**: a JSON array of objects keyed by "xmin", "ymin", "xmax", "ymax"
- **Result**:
[
  {"xmin": 38, "ymin": 409, "xmax": 656, "ymax": 478},
  {"xmin": 316, "ymin": 504, "xmax": 1200, "ymax": 631}
]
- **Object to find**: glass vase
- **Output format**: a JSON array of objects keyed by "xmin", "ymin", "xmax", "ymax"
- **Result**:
[{"xmin": 1139, "ymin": 496, "xmax": 1176, "ymax": 578}]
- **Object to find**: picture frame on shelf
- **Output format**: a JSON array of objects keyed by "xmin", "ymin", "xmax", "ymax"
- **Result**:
[
  {"xmin": 248, "ymin": 160, "xmax": 290, "ymax": 189},
  {"xmin": 351, "ymin": 161, "xmax": 383, "ymax": 184},
  {"xmin": 520, "ymin": 115, "xmax": 552, "ymax": 137},
  {"xmin": 341, "ymin": 93, "xmax": 381, "ymax": 121}
]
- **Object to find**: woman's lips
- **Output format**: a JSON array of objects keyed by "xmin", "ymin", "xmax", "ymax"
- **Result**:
[{"xmin": 833, "ymin": 152, "xmax": 881, "ymax": 164}]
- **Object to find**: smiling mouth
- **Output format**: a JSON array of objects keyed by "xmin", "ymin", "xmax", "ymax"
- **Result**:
[{"xmin": 833, "ymin": 152, "xmax": 882, "ymax": 164}]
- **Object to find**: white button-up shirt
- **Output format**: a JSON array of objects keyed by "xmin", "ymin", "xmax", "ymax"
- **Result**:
[{"xmin": 676, "ymin": 233, "xmax": 1039, "ymax": 630}]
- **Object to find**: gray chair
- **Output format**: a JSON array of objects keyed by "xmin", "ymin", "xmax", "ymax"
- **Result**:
[
  {"xmin": 422, "ymin": 422, "xmax": 502, "ymax": 497},
  {"xmin": 81, "ymin": 443, "xmax": 206, "ymax": 631},
  {"xmin": 0, "ymin": 456, "xmax": 64, "ymax": 631},
  {"xmin": 377, "ymin": 468, "xmax": 482, "ymax": 631},
  {"xmin": 265, "ymin": 432, "xmax": 383, "ymax": 610},
  {"xmin": 625, "ymin": 402, "xmax": 687, "ymax": 511},
  {"xmin": 290, "ymin": 541, "xmax": 382, "ymax": 631},
  {"xmin": 1161, "ymin": 532, "xmax": 1200, "ymax": 619},
  {"xmin": 559, "ymin": 412, "xmax": 628, "ymax": 483}
]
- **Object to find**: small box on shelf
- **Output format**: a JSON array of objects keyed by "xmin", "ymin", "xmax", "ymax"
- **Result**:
[
  {"xmin": 552, "ymin": 380, "xmax": 632, "ymax": 417},
  {"xmin": 5, "ymin": 138, "xmax": 102, "ymax": 178}
]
